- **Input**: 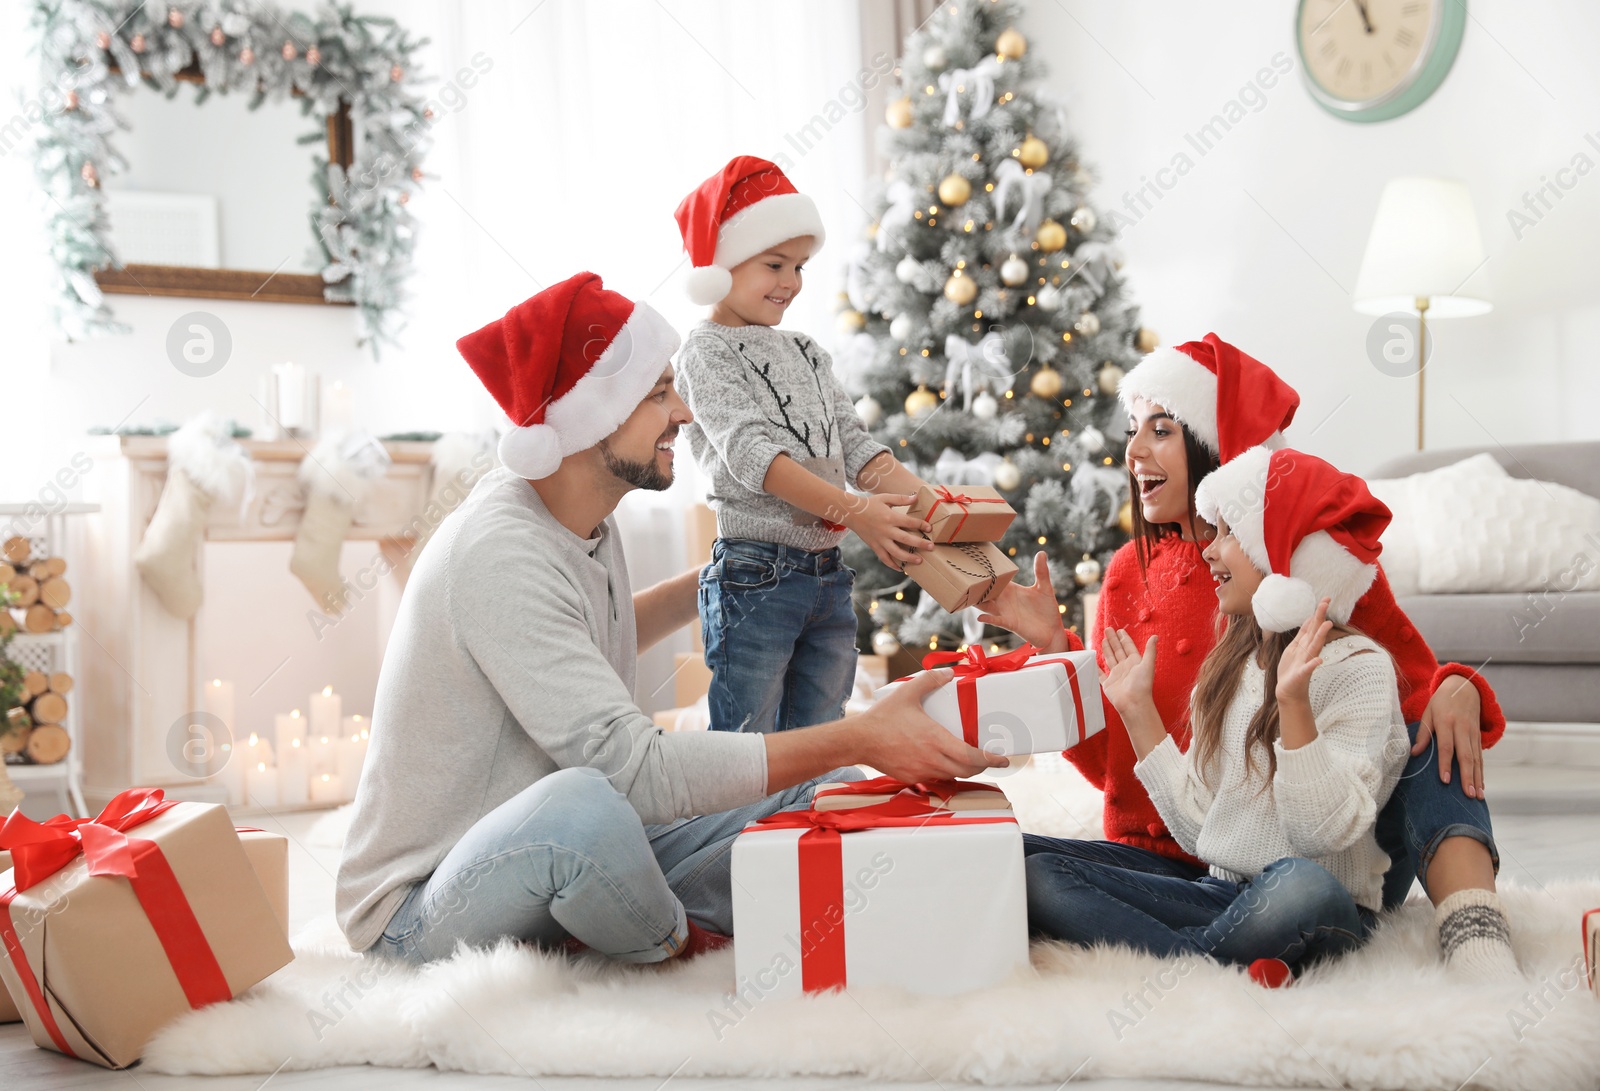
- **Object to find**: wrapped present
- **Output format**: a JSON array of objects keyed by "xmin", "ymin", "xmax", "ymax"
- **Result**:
[
  {"xmin": 907, "ymin": 484, "xmax": 1016, "ymax": 543},
  {"xmin": 729, "ymin": 797, "xmax": 1027, "ymax": 999},
  {"xmin": 1586, "ymin": 907, "xmax": 1599, "ymax": 994},
  {"xmin": 812, "ymin": 775, "xmax": 1011, "ymax": 812},
  {"xmin": 235, "ymin": 828, "xmax": 289, "ymax": 934},
  {"xmin": 877, "ymin": 644, "xmax": 1104, "ymax": 755},
  {"xmin": 909, "ymin": 540, "xmax": 1017, "ymax": 612},
  {"xmin": 0, "ymin": 789, "xmax": 294, "ymax": 1068},
  {"xmin": 0, "ymin": 850, "xmax": 13, "ymax": 1023}
]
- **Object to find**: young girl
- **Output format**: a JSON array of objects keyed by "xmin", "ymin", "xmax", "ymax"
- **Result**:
[
  {"xmin": 1026, "ymin": 447, "xmax": 1409, "ymax": 982},
  {"xmin": 674, "ymin": 156, "xmax": 933, "ymax": 734},
  {"xmin": 980, "ymin": 334, "xmax": 1518, "ymax": 978}
]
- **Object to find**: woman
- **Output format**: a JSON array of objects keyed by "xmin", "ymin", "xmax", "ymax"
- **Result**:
[{"xmin": 982, "ymin": 334, "xmax": 1516, "ymax": 978}]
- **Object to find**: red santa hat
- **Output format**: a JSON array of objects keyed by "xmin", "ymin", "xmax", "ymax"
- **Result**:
[
  {"xmin": 1117, "ymin": 333, "xmax": 1300, "ymax": 462},
  {"xmin": 456, "ymin": 272, "xmax": 679, "ymax": 480},
  {"xmin": 1194, "ymin": 446, "xmax": 1392, "ymax": 633},
  {"xmin": 675, "ymin": 156, "xmax": 827, "ymax": 305}
]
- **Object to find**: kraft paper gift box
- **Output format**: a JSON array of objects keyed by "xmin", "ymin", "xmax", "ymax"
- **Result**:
[
  {"xmin": 812, "ymin": 776, "xmax": 1012, "ymax": 812},
  {"xmin": 908, "ymin": 540, "xmax": 1017, "ymax": 612},
  {"xmin": 235, "ymin": 829, "xmax": 290, "ymax": 934},
  {"xmin": 1586, "ymin": 907, "xmax": 1599, "ymax": 994},
  {"xmin": 0, "ymin": 790, "xmax": 294, "ymax": 1068},
  {"xmin": 876, "ymin": 646, "xmax": 1105, "ymax": 755},
  {"xmin": 0, "ymin": 850, "xmax": 13, "ymax": 1023},
  {"xmin": 906, "ymin": 484, "xmax": 1017, "ymax": 543},
  {"xmin": 729, "ymin": 798, "xmax": 1028, "ymax": 999}
]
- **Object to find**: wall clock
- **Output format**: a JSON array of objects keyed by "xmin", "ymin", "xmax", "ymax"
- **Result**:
[{"xmin": 1296, "ymin": 0, "xmax": 1468, "ymax": 122}]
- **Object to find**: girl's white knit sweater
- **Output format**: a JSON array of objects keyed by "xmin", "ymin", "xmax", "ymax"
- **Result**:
[{"xmin": 1134, "ymin": 635, "xmax": 1408, "ymax": 912}]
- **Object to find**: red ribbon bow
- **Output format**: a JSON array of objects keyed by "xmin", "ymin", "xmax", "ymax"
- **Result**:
[
  {"xmin": 902, "ymin": 643, "xmax": 1087, "ymax": 750},
  {"xmin": 926, "ymin": 486, "xmax": 1008, "ymax": 540},
  {"xmin": 0, "ymin": 788, "xmax": 232, "ymax": 1059},
  {"xmin": 750, "ymin": 799, "xmax": 1016, "ymax": 992},
  {"xmin": 814, "ymin": 775, "xmax": 1004, "ymax": 808}
]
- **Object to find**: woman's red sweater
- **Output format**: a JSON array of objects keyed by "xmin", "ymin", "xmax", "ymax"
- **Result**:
[{"xmin": 1061, "ymin": 534, "xmax": 1507, "ymax": 866}]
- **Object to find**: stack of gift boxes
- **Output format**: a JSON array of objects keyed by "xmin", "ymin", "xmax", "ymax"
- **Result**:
[
  {"xmin": 0, "ymin": 790, "xmax": 293, "ymax": 1067},
  {"xmin": 903, "ymin": 483, "xmax": 1021, "ymax": 611}
]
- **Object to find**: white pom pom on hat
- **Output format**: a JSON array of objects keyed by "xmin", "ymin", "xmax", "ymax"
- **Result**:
[
  {"xmin": 497, "ymin": 423, "xmax": 562, "ymax": 481},
  {"xmin": 685, "ymin": 265, "xmax": 734, "ymax": 307},
  {"xmin": 1252, "ymin": 573, "xmax": 1319, "ymax": 634}
]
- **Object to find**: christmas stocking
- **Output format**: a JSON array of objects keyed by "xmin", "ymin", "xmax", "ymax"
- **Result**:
[
  {"xmin": 134, "ymin": 413, "xmax": 251, "ymax": 619},
  {"xmin": 291, "ymin": 432, "xmax": 390, "ymax": 614}
]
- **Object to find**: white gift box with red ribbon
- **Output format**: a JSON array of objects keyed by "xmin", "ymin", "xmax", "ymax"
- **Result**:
[
  {"xmin": 876, "ymin": 645, "xmax": 1105, "ymax": 755},
  {"xmin": 729, "ymin": 798, "xmax": 1029, "ymax": 1000}
]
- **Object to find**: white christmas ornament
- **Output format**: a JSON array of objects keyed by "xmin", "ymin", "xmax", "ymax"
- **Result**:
[
  {"xmin": 856, "ymin": 395, "xmax": 883, "ymax": 428},
  {"xmin": 871, "ymin": 628, "xmax": 902, "ymax": 656},
  {"xmin": 1080, "ymin": 424, "xmax": 1105, "ymax": 453},
  {"xmin": 890, "ymin": 313, "xmax": 914, "ymax": 341},
  {"xmin": 896, "ymin": 255, "xmax": 921, "ymax": 284},
  {"xmin": 923, "ymin": 44, "xmax": 948, "ymax": 70},
  {"xmin": 1070, "ymin": 206, "xmax": 1097, "ymax": 233},
  {"xmin": 972, "ymin": 389, "xmax": 998, "ymax": 421},
  {"xmin": 1074, "ymin": 311, "xmax": 1101, "ymax": 338},
  {"xmin": 993, "ymin": 460, "xmax": 1021, "ymax": 491},
  {"xmin": 1036, "ymin": 284, "xmax": 1062, "ymax": 310},
  {"xmin": 1000, "ymin": 255, "xmax": 1029, "ymax": 287}
]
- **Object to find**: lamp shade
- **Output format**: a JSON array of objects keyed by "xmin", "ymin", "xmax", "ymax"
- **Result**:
[{"xmin": 1353, "ymin": 178, "xmax": 1492, "ymax": 317}]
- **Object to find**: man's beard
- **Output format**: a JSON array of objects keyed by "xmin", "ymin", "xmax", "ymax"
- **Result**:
[{"xmin": 599, "ymin": 437, "xmax": 673, "ymax": 492}]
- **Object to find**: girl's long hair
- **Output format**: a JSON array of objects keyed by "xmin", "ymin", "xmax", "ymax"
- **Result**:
[
  {"xmin": 1188, "ymin": 610, "xmax": 1377, "ymax": 789},
  {"xmin": 1127, "ymin": 425, "xmax": 1220, "ymax": 578}
]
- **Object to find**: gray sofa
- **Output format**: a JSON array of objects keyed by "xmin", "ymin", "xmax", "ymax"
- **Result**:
[{"xmin": 1368, "ymin": 440, "xmax": 1600, "ymax": 724}]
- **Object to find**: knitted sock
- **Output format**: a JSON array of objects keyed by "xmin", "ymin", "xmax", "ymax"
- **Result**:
[
  {"xmin": 675, "ymin": 919, "xmax": 733, "ymax": 960},
  {"xmin": 1435, "ymin": 888, "xmax": 1519, "ymax": 980}
]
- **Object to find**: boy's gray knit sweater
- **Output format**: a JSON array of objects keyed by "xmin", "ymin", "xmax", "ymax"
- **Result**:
[
  {"xmin": 677, "ymin": 321, "xmax": 888, "ymax": 551},
  {"xmin": 335, "ymin": 466, "xmax": 768, "ymax": 951}
]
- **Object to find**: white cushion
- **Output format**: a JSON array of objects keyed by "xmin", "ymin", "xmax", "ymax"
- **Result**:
[
  {"xmin": 1409, "ymin": 456, "xmax": 1600, "ymax": 593},
  {"xmin": 1367, "ymin": 454, "xmax": 1508, "ymax": 596}
]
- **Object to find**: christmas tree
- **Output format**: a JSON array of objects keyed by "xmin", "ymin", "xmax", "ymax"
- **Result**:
[{"xmin": 836, "ymin": 0, "xmax": 1158, "ymax": 658}]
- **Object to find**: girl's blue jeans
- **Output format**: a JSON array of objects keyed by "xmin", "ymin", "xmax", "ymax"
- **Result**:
[{"xmin": 699, "ymin": 537, "xmax": 859, "ymax": 734}]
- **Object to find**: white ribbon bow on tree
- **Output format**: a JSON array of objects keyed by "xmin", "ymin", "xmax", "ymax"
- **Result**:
[
  {"xmin": 933, "ymin": 447, "xmax": 1003, "ymax": 488},
  {"xmin": 1071, "ymin": 464, "xmax": 1128, "ymax": 527},
  {"xmin": 835, "ymin": 333, "xmax": 878, "ymax": 395},
  {"xmin": 943, "ymin": 332, "xmax": 1013, "ymax": 409},
  {"xmin": 938, "ymin": 55, "xmax": 1005, "ymax": 127},
  {"xmin": 845, "ymin": 241, "xmax": 874, "ymax": 313},
  {"xmin": 1067, "ymin": 241, "xmax": 1120, "ymax": 295},
  {"xmin": 877, "ymin": 180, "xmax": 917, "ymax": 254},
  {"xmin": 992, "ymin": 159, "xmax": 1054, "ymax": 238}
]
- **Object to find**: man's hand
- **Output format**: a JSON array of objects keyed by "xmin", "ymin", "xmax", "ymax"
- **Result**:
[
  {"xmin": 1415, "ymin": 673, "xmax": 1485, "ymax": 799},
  {"xmin": 977, "ymin": 550, "xmax": 1070, "ymax": 653},
  {"xmin": 851, "ymin": 669, "xmax": 1009, "ymax": 781},
  {"xmin": 841, "ymin": 493, "xmax": 935, "ymax": 571}
]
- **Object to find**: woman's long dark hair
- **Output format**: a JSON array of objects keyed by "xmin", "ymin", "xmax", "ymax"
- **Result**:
[{"xmin": 1127, "ymin": 423, "xmax": 1219, "ymax": 578}]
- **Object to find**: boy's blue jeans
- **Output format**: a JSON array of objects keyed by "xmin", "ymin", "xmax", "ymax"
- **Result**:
[
  {"xmin": 1024, "ymin": 854, "xmax": 1374, "ymax": 968},
  {"xmin": 699, "ymin": 538, "xmax": 859, "ymax": 734},
  {"xmin": 375, "ymin": 765, "xmax": 860, "ymax": 965}
]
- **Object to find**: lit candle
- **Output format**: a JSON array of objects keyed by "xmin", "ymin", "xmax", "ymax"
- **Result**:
[
  {"xmin": 310, "ymin": 772, "xmax": 343, "ymax": 804},
  {"xmin": 274, "ymin": 709, "xmax": 304, "ymax": 761},
  {"xmin": 246, "ymin": 761, "xmax": 279, "ymax": 808},
  {"xmin": 309, "ymin": 685, "xmax": 342, "ymax": 745},
  {"xmin": 230, "ymin": 730, "xmax": 273, "ymax": 807},
  {"xmin": 279, "ymin": 735, "xmax": 310, "ymax": 806},
  {"xmin": 337, "ymin": 714, "xmax": 369, "ymax": 797},
  {"xmin": 310, "ymin": 732, "xmax": 338, "ymax": 778},
  {"xmin": 203, "ymin": 678, "xmax": 235, "ymax": 780},
  {"xmin": 322, "ymin": 380, "xmax": 355, "ymax": 434},
  {"xmin": 273, "ymin": 361, "xmax": 306, "ymax": 431}
]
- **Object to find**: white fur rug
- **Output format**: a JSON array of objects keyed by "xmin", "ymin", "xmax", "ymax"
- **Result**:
[{"xmin": 143, "ymin": 762, "xmax": 1600, "ymax": 1089}]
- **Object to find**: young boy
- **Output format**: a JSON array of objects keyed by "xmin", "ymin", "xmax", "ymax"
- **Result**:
[{"xmin": 674, "ymin": 156, "xmax": 933, "ymax": 734}]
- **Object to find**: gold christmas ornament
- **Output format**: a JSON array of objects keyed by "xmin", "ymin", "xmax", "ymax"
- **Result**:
[
  {"xmin": 1136, "ymin": 326, "xmax": 1160, "ymax": 353},
  {"xmin": 1097, "ymin": 361, "xmax": 1125, "ymax": 396},
  {"xmin": 1035, "ymin": 219, "xmax": 1067, "ymax": 252},
  {"xmin": 886, "ymin": 97, "xmax": 914, "ymax": 128},
  {"xmin": 836, "ymin": 309, "xmax": 867, "ymax": 334},
  {"xmin": 1118, "ymin": 499, "xmax": 1135, "ymax": 535},
  {"xmin": 938, "ymin": 173, "xmax": 972, "ymax": 206},
  {"xmin": 905, "ymin": 384, "xmax": 939, "ymax": 419},
  {"xmin": 944, "ymin": 272, "xmax": 978, "ymax": 306},
  {"xmin": 996, "ymin": 27, "xmax": 1028, "ymax": 59},
  {"xmin": 1074, "ymin": 311, "xmax": 1101, "ymax": 338},
  {"xmin": 1030, "ymin": 366, "xmax": 1064, "ymax": 399},
  {"xmin": 1018, "ymin": 136, "xmax": 1049, "ymax": 169},
  {"xmin": 994, "ymin": 459, "xmax": 1022, "ymax": 491},
  {"xmin": 1070, "ymin": 206, "xmax": 1097, "ymax": 233}
]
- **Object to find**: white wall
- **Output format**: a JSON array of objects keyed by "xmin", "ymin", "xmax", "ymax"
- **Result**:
[{"xmin": 1024, "ymin": 0, "xmax": 1600, "ymax": 474}]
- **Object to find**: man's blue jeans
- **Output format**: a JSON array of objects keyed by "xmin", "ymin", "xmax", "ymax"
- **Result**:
[
  {"xmin": 700, "ymin": 538, "xmax": 858, "ymax": 734},
  {"xmin": 1024, "ymin": 854, "xmax": 1374, "ymax": 969},
  {"xmin": 375, "ymin": 765, "xmax": 859, "ymax": 965}
]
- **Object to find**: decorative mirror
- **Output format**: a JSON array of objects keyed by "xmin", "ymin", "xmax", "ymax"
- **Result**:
[{"xmin": 29, "ymin": 2, "xmax": 433, "ymax": 355}]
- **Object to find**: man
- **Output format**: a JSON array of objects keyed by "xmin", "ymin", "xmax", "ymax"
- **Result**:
[{"xmin": 336, "ymin": 272, "xmax": 1001, "ymax": 965}]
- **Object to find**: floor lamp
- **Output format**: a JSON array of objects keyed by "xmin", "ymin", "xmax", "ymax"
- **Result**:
[{"xmin": 1353, "ymin": 178, "xmax": 1492, "ymax": 451}]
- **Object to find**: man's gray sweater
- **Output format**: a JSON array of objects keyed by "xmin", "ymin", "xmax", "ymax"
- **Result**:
[
  {"xmin": 335, "ymin": 467, "xmax": 768, "ymax": 951},
  {"xmin": 677, "ymin": 321, "xmax": 889, "ymax": 550}
]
